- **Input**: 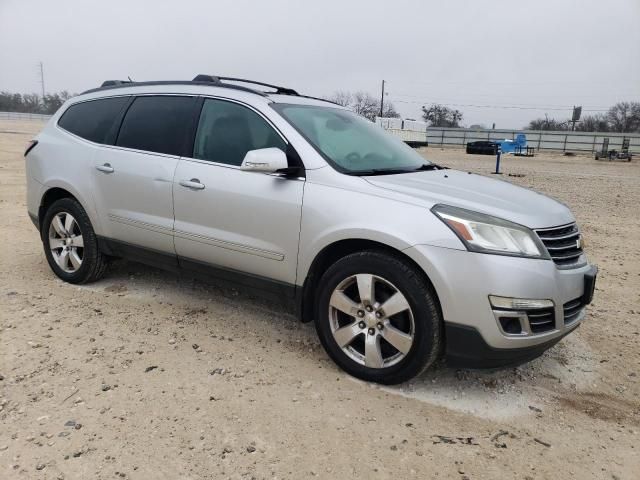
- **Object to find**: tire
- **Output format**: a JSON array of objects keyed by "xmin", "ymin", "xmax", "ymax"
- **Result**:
[
  {"xmin": 314, "ymin": 250, "xmax": 442, "ymax": 384},
  {"xmin": 41, "ymin": 198, "xmax": 108, "ymax": 284}
]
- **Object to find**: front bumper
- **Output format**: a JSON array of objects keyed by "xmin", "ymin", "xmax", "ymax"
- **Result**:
[
  {"xmin": 444, "ymin": 322, "xmax": 579, "ymax": 368},
  {"xmin": 404, "ymin": 244, "xmax": 596, "ymax": 365}
]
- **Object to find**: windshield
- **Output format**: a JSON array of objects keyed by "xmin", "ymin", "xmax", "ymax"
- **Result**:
[{"xmin": 272, "ymin": 104, "xmax": 432, "ymax": 175}]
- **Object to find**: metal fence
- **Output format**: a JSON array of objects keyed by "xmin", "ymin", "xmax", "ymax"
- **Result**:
[
  {"xmin": 0, "ymin": 111, "xmax": 51, "ymax": 122},
  {"xmin": 422, "ymin": 127, "xmax": 640, "ymax": 154}
]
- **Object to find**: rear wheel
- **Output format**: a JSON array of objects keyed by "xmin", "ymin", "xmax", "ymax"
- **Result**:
[
  {"xmin": 314, "ymin": 250, "xmax": 442, "ymax": 384},
  {"xmin": 42, "ymin": 198, "xmax": 108, "ymax": 284}
]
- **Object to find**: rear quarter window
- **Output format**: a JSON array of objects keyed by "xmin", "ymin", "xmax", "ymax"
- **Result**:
[
  {"xmin": 116, "ymin": 96, "xmax": 196, "ymax": 156},
  {"xmin": 58, "ymin": 97, "xmax": 129, "ymax": 144}
]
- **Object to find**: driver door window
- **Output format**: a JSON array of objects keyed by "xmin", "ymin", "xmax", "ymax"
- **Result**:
[
  {"xmin": 193, "ymin": 99, "xmax": 286, "ymax": 166},
  {"xmin": 172, "ymin": 98, "xmax": 304, "ymax": 286}
]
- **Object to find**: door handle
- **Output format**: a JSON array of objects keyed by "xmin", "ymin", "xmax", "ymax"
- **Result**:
[
  {"xmin": 96, "ymin": 163, "xmax": 114, "ymax": 173},
  {"xmin": 179, "ymin": 178, "xmax": 205, "ymax": 190}
]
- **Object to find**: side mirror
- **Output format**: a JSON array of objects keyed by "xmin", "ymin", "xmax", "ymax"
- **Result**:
[{"xmin": 240, "ymin": 148, "xmax": 288, "ymax": 173}]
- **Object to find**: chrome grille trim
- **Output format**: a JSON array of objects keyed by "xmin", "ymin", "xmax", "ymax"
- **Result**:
[
  {"xmin": 526, "ymin": 309, "xmax": 555, "ymax": 333},
  {"xmin": 537, "ymin": 231, "xmax": 580, "ymax": 241},
  {"xmin": 534, "ymin": 222, "xmax": 584, "ymax": 267},
  {"xmin": 563, "ymin": 298, "xmax": 584, "ymax": 325}
]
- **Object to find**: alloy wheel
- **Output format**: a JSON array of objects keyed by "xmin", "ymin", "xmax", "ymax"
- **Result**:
[
  {"xmin": 48, "ymin": 212, "xmax": 84, "ymax": 273},
  {"xmin": 328, "ymin": 273, "xmax": 415, "ymax": 368}
]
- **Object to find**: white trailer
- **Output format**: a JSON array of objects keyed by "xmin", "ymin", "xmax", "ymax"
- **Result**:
[{"xmin": 376, "ymin": 117, "xmax": 428, "ymax": 147}]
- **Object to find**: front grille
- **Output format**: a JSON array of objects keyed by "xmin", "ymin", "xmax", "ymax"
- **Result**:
[
  {"xmin": 563, "ymin": 298, "xmax": 584, "ymax": 324},
  {"xmin": 526, "ymin": 308, "xmax": 555, "ymax": 334},
  {"xmin": 535, "ymin": 223, "xmax": 583, "ymax": 267}
]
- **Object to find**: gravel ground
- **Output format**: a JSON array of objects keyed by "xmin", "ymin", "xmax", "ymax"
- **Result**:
[{"xmin": 1, "ymin": 120, "xmax": 639, "ymax": 479}]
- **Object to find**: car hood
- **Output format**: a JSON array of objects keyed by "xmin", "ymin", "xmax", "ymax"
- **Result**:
[{"xmin": 363, "ymin": 169, "xmax": 574, "ymax": 229}]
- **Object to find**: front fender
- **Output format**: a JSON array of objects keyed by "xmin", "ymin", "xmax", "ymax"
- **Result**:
[{"xmin": 296, "ymin": 179, "xmax": 463, "ymax": 284}]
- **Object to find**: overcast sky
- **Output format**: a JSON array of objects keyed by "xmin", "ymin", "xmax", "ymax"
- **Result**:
[{"xmin": 1, "ymin": 0, "xmax": 639, "ymax": 128}]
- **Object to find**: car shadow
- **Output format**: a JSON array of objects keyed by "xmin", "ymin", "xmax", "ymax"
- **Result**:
[{"xmin": 80, "ymin": 258, "xmax": 597, "ymax": 420}]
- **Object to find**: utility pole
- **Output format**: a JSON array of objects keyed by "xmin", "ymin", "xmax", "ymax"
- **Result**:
[
  {"xmin": 379, "ymin": 79, "xmax": 385, "ymax": 118},
  {"xmin": 38, "ymin": 61, "xmax": 46, "ymax": 101}
]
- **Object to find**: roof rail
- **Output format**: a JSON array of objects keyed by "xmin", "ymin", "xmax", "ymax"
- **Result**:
[
  {"xmin": 192, "ymin": 74, "xmax": 220, "ymax": 83},
  {"xmin": 100, "ymin": 80, "xmax": 133, "ymax": 87},
  {"xmin": 83, "ymin": 75, "xmax": 338, "ymax": 106},
  {"xmin": 82, "ymin": 79, "xmax": 267, "ymax": 96},
  {"xmin": 193, "ymin": 75, "xmax": 299, "ymax": 96}
]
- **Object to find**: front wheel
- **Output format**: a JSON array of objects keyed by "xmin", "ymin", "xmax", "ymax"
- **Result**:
[{"xmin": 314, "ymin": 251, "xmax": 442, "ymax": 384}]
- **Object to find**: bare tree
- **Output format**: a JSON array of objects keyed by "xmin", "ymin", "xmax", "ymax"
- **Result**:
[
  {"xmin": 607, "ymin": 102, "xmax": 640, "ymax": 133},
  {"xmin": 0, "ymin": 90, "xmax": 75, "ymax": 114},
  {"xmin": 42, "ymin": 91, "xmax": 73, "ymax": 114},
  {"xmin": 575, "ymin": 114, "xmax": 610, "ymax": 132},
  {"xmin": 381, "ymin": 102, "xmax": 400, "ymax": 119},
  {"xmin": 22, "ymin": 94, "xmax": 42, "ymax": 113},
  {"xmin": 326, "ymin": 90, "xmax": 400, "ymax": 121},
  {"xmin": 0, "ymin": 92, "xmax": 24, "ymax": 112},
  {"xmin": 350, "ymin": 92, "xmax": 380, "ymax": 121},
  {"xmin": 526, "ymin": 115, "xmax": 568, "ymax": 131},
  {"xmin": 421, "ymin": 104, "xmax": 463, "ymax": 127},
  {"xmin": 328, "ymin": 91, "xmax": 352, "ymax": 107},
  {"xmin": 527, "ymin": 103, "xmax": 640, "ymax": 132}
]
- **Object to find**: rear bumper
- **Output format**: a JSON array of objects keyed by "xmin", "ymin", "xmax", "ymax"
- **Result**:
[
  {"xmin": 444, "ymin": 321, "xmax": 578, "ymax": 368},
  {"xmin": 26, "ymin": 175, "xmax": 45, "ymax": 232},
  {"xmin": 29, "ymin": 212, "xmax": 39, "ymax": 231}
]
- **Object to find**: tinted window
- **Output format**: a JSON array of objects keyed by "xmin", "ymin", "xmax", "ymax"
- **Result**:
[
  {"xmin": 193, "ymin": 99, "xmax": 286, "ymax": 166},
  {"xmin": 58, "ymin": 97, "xmax": 128, "ymax": 144},
  {"xmin": 116, "ymin": 96, "xmax": 195, "ymax": 156}
]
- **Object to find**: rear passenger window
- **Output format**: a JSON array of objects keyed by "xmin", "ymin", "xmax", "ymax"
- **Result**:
[
  {"xmin": 58, "ymin": 97, "xmax": 128, "ymax": 144},
  {"xmin": 116, "ymin": 96, "xmax": 195, "ymax": 156},
  {"xmin": 193, "ymin": 99, "xmax": 286, "ymax": 166}
]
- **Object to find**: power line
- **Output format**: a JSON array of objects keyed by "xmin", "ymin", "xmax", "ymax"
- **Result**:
[
  {"xmin": 382, "ymin": 80, "xmax": 634, "ymax": 114},
  {"xmin": 391, "ymin": 78, "xmax": 640, "ymax": 88},
  {"xmin": 390, "ymin": 92, "xmax": 609, "ymax": 109},
  {"xmin": 391, "ymin": 99, "xmax": 608, "ymax": 112}
]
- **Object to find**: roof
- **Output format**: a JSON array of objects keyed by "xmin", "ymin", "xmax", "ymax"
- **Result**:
[{"xmin": 77, "ymin": 75, "xmax": 340, "ymax": 108}]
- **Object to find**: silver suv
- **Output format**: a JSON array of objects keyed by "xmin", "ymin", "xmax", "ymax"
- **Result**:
[{"xmin": 25, "ymin": 75, "xmax": 597, "ymax": 384}]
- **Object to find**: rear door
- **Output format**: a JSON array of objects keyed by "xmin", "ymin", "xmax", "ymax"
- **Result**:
[
  {"xmin": 91, "ymin": 95, "xmax": 197, "ymax": 254},
  {"xmin": 172, "ymin": 97, "xmax": 304, "ymax": 289}
]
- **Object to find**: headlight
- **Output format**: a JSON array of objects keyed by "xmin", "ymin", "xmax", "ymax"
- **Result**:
[{"xmin": 432, "ymin": 204, "xmax": 550, "ymax": 259}]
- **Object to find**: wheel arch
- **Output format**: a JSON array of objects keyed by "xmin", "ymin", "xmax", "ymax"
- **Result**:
[
  {"xmin": 38, "ymin": 187, "xmax": 78, "ymax": 231},
  {"xmin": 297, "ymin": 238, "xmax": 442, "ymax": 324},
  {"xmin": 37, "ymin": 183, "xmax": 99, "ymax": 235}
]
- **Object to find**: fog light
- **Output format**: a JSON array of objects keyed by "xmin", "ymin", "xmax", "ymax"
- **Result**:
[
  {"xmin": 499, "ymin": 316, "xmax": 523, "ymax": 335},
  {"xmin": 489, "ymin": 295, "xmax": 554, "ymax": 310}
]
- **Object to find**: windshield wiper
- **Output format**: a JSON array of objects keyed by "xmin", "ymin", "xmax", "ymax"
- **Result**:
[
  {"xmin": 357, "ymin": 168, "xmax": 415, "ymax": 176},
  {"xmin": 413, "ymin": 163, "xmax": 446, "ymax": 171},
  {"xmin": 354, "ymin": 163, "xmax": 447, "ymax": 176}
]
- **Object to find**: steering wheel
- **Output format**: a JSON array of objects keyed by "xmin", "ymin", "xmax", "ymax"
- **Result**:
[
  {"xmin": 363, "ymin": 152, "xmax": 384, "ymax": 163},
  {"xmin": 345, "ymin": 152, "xmax": 361, "ymax": 162}
]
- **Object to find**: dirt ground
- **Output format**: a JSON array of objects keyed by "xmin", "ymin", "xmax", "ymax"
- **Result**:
[{"xmin": 1, "ymin": 119, "xmax": 639, "ymax": 480}]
